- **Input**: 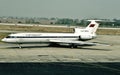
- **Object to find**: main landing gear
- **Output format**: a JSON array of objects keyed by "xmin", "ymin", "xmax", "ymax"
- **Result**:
[{"xmin": 70, "ymin": 44, "xmax": 77, "ymax": 48}]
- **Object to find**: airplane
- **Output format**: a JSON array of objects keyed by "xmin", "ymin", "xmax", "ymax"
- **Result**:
[{"xmin": 1, "ymin": 20, "xmax": 108, "ymax": 48}]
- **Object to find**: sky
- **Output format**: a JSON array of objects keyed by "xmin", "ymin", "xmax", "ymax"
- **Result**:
[{"xmin": 0, "ymin": 0, "xmax": 120, "ymax": 19}]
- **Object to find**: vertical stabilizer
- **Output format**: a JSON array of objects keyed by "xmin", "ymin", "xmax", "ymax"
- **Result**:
[
  {"xmin": 74, "ymin": 20, "xmax": 101, "ymax": 34},
  {"xmin": 86, "ymin": 20, "xmax": 101, "ymax": 34}
]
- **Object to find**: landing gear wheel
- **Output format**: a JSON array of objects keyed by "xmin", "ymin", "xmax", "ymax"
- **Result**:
[
  {"xmin": 70, "ymin": 44, "xmax": 77, "ymax": 48},
  {"xmin": 49, "ymin": 43, "xmax": 60, "ymax": 47}
]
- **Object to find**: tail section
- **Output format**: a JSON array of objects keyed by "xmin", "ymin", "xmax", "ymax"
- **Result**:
[
  {"xmin": 86, "ymin": 20, "xmax": 101, "ymax": 34},
  {"xmin": 74, "ymin": 20, "xmax": 101, "ymax": 34}
]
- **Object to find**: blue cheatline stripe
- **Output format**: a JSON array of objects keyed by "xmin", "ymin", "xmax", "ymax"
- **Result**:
[{"xmin": 7, "ymin": 36, "xmax": 79, "ymax": 38}]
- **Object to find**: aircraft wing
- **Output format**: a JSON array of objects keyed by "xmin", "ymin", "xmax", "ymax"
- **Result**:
[{"xmin": 49, "ymin": 39, "xmax": 110, "ymax": 46}]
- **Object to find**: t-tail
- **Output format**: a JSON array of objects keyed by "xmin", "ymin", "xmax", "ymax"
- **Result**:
[
  {"xmin": 86, "ymin": 20, "xmax": 101, "ymax": 34},
  {"xmin": 74, "ymin": 20, "xmax": 101, "ymax": 35}
]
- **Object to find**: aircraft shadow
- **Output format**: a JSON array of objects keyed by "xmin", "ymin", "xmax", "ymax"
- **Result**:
[
  {"xmin": 7, "ymin": 45, "xmax": 49, "ymax": 49},
  {"xmin": 6, "ymin": 44, "xmax": 111, "ymax": 51},
  {"xmin": 77, "ymin": 47, "xmax": 111, "ymax": 51}
]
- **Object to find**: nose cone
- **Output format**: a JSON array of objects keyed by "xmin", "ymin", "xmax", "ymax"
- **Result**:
[{"xmin": 1, "ymin": 38, "xmax": 6, "ymax": 42}]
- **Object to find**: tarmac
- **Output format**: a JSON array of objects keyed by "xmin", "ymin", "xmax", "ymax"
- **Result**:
[{"xmin": 0, "ymin": 35, "xmax": 120, "ymax": 62}]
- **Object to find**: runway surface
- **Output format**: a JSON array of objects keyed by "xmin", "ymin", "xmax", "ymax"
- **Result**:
[
  {"xmin": 1, "ymin": 23, "xmax": 120, "ymax": 29},
  {"xmin": 0, "ymin": 35, "xmax": 120, "ymax": 62}
]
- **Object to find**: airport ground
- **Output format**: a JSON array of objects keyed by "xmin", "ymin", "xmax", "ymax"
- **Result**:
[
  {"xmin": 0, "ymin": 35, "xmax": 120, "ymax": 74},
  {"xmin": 0, "ymin": 24, "xmax": 120, "ymax": 75},
  {"xmin": 0, "ymin": 24, "xmax": 120, "ymax": 62},
  {"xmin": 0, "ymin": 35, "xmax": 120, "ymax": 62}
]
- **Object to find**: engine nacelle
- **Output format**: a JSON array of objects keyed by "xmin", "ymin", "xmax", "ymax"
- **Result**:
[{"xmin": 79, "ymin": 35, "xmax": 93, "ymax": 41}]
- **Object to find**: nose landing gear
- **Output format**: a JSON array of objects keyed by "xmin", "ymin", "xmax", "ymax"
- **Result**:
[{"xmin": 17, "ymin": 44, "xmax": 22, "ymax": 49}]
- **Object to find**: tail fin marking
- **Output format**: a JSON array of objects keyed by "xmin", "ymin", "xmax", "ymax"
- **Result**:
[{"xmin": 74, "ymin": 20, "xmax": 101, "ymax": 34}]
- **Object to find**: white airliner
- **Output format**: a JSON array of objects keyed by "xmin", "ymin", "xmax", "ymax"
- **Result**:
[{"xmin": 2, "ymin": 20, "xmax": 106, "ymax": 48}]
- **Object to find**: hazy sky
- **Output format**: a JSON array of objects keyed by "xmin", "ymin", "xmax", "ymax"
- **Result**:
[{"xmin": 0, "ymin": 0, "xmax": 120, "ymax": 19}]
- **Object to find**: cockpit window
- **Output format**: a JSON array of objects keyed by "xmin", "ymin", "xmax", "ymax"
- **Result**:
[
  {"xmin": 6, "ymin": 36, "xmax": 16, "ymax": 38},
  {"xmin": 6, "ymin": 36, "xmax": 11, "ymax": 38}
]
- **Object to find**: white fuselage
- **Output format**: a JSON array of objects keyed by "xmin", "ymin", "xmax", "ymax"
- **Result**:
[
  {"xmin": 2, "ymin": 20, "xmax": 100, "ymax": 44},
  {"xmin": 2, "ymin": 32, "xmax": 94, "ymax": 44}
]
